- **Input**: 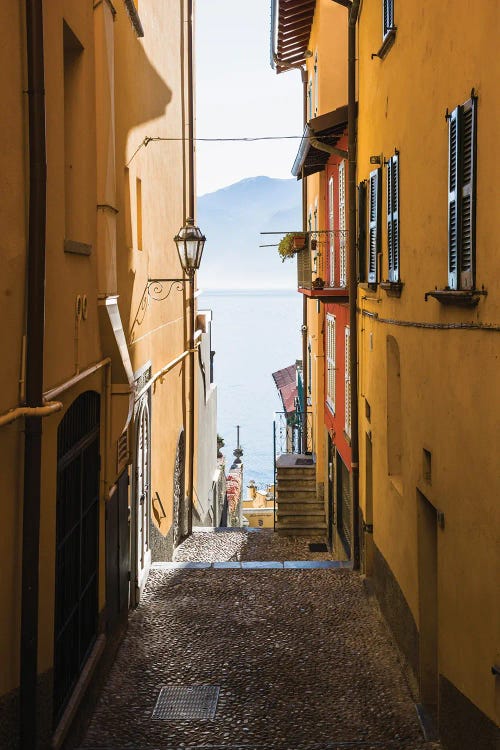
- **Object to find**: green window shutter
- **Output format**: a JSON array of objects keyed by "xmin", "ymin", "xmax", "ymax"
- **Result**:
[
  {"xmin": 368, "ymin": 168, "xmax": 381, "ymax": 283},
  {"xmin": 460, "ymin": 97, "xmax": 477, "ymax": 290},
  {"xmin": 387, "ymin": 154, "xmax": 400, "ymax": 282},
  {"xmin": 297, "ymin": 246, "xmax": 312, "ymax": 290},
  {"xmin": 357, "ymin": 181, "xmax": 367, "ymax": 283},
  {"xmin": 448, "ymin": 106, "xmax": 461, "ymax": 290},
  {"xmin": 383, "ymin": 0, "xmax": 394, "ymax": 38}
]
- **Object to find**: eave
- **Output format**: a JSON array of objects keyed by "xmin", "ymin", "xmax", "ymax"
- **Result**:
[
  {"xmin": 291, "ymin": 104, "xmax": 350, "ymax": 178},
  {"xmin": 271, "ymin": 0, "xmax": 316, "ymax": 72}
]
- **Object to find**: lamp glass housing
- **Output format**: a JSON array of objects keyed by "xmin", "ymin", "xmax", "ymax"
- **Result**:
[{"xmin": 174, "ymin": 217, "xmax": 206, "ymax": 274}]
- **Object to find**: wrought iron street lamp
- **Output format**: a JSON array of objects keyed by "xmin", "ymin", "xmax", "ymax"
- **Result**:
[
  {"xmin": 174, "ymin": 217, "xmax": 206, "ymax": 277},
  {"xmin": 144, "ymin": 217, "xmax": 206, "ymax": 540}
]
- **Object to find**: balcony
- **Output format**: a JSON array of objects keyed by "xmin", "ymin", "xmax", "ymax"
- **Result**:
[{"xmin": 297, "ymin": 231, "xmax": 349, "ymax": 302}]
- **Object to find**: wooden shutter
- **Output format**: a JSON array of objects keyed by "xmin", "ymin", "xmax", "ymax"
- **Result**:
[
  {"xmin": 460, "ymin": 97, "xmax": 477, "ymax": 290},
  {"xmin": 339, "ymin": 160, "xmax": 347, "ymax": 287},
  {"xmin": 326, "ymin": 314, "xmax": 336, "ymax": 413},
  {"xmin": 368, "ymin": 168, "xmax": 381, "ymax": 283},
  {"xmin": 448, "ymin": 106, "xmax": 461, "ymax": 290},
  {"xmin": 387, "ymin": 154, "xmax": 400, "ymax": 282},
  {"xmin": 344, "ymin": 327, "xmax": 351, "ymax": 438},
  {"xmin": 297, "ymin": 246, "xmax": 312, "ymax": 290}
]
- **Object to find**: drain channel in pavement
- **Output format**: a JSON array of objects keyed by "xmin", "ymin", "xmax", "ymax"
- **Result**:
[{"xmin": 151, "ymin": 685, "xmax": 220, "ymax": 720}]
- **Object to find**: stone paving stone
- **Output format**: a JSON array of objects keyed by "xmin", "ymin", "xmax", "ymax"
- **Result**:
[
  {"xmin": 174, "ymin": 528, "xmax": 335, "ymax": 563},
  {"xmin": 80, "ymin": 533, "xmax": 442, "ymax": 750}
]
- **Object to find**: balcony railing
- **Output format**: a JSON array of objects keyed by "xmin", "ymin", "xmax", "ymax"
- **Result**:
[
  {"xmin": 273, "ymin": 411, "xmax": 313, "ymax": 457},
  {"xmin": 297, "ymin": 230, "xmax": 349, "ymax": 298}
]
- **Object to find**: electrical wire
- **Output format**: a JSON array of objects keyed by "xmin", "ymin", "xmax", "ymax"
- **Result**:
[{"xmin": 126, "ymin": 133, "xmax": 345, "ymax": 165}]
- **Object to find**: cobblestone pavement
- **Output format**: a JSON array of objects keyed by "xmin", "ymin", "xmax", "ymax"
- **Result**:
[
  {"xmin": 174, "ymin": 528, "xmax": 335, "ymax": 562},
  {"xmin": 81, "ymin": 531, "xmax": 441, "ymax": 750}
]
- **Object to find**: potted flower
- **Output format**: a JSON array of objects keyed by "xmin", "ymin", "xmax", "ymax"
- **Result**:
[{"xmin": 278, "ymin": 233, "xmax": 306, "ymax": 262}]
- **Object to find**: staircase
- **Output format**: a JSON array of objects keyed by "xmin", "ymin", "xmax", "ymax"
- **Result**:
[{"xmin": 275, "ymin": 455, "xmax": 326, "ymax": 536}]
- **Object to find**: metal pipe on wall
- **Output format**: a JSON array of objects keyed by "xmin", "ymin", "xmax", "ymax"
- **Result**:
[
  {"xmin": 20, "ymin": 0, "xmax": 47, "ymax": 747},
  {"xmin": 186, "ymin": 0, "xmax": 196, "ymax": 536}
]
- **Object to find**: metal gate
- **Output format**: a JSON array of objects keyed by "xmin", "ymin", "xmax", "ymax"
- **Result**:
[{"xmin": 53, "ymin": 391, "xmax": 100, "ymax": 725}]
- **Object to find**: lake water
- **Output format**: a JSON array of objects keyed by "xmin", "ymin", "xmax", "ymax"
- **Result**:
[{"xmin": 199, "ymin": 290, "xmax": 302, "ymax": 489}]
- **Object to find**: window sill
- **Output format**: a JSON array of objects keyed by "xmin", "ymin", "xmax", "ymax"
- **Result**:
[
  {"xmin": 380, "ymin": 280, "xmax": 403, "ymax": 298},
  {"xmin": 372, "ymin": 28, "xmax": 397, "ymax": 60},
  {"xmin": 64, "ymin": 239, "xmax": 92, "ymax": 256},
  {"xmin": 424, "ymin": 288, "xmax": 487, "ymax": 307}
]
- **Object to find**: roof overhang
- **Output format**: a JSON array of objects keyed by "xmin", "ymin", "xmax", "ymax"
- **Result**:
[
  {"xmin": 291, "ymin": 104, "xmax": 350, "ymax": 178},
  {"xmin": 270, "ymin": 0, "xmax": 316, "ymax": 73}
]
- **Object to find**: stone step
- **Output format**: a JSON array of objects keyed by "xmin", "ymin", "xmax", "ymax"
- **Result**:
[
  {"xmin": 277, "ymin": 504, "xmax": 325, "ymax": 515},
  {"xmin": 277, "ymin": 517, "xmax": 327, "ymax": 528},
  {"xmin": 276, "ymin": 526, "xmax": 327, "ymax": 537},
  {"xmin": 276, "ymin": 489, "xmax": 317, "ymax": 500},
  {"xmin": 276, "ymin": 480, "xmax": 316, "ymax": 492},
  {"xmin": 276, "ymin": 468, "xmax": 316, "ymax": 480}
]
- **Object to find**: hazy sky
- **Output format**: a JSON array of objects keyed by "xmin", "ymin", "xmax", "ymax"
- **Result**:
[{"xmin": 195, "ymin": 0, "xmax": 303, "ymax": 196}]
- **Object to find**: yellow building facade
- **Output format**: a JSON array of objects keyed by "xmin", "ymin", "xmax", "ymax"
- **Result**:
[
  {"xmin": 273, "ymin": 1, "xmax": 499, "ymax": 747},
  {"xmin": 356, "ymin": 2, "xmax": 499, "ymax": 746},
  {"xmin": 0, "ymin": 1, "xmax": 207, "ymax": 747}
]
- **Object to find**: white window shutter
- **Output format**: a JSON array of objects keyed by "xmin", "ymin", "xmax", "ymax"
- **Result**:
[
  {"xmin": 326, "ymin": 314, "xmax": 336, "ymax": 413},
  {"xmin": 329, "ymin": 177, "xmax": 335, "ymax": 287},
  {"xmin": 339, "ymin": 161, "xmax": 347, "ymax": 287},
  {"xmin": 344, "ymin": 327, "xmax": 351, "ymax": 438}
]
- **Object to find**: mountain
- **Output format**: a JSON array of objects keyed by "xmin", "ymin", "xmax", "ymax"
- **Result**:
[{"xmin": 197, "ymin": 176, "xmax": 302, "ymax": 289}]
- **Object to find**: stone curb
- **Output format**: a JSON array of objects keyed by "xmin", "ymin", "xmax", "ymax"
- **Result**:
[{"xmin": 152, "ymin": 560, "xmax": 353, "ymax": 570}]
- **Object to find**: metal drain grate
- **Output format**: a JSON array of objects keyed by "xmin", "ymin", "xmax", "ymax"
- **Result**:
[
  {"xmin": 309, "ymin": 542, "xmax": 328, "ymax": 552},
  {"xmin": 152, "ymin": 685, "xmax": 220, "ymax": 720}
]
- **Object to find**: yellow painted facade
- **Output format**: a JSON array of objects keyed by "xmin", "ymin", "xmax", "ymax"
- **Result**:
[
  {"xmin": 356, "ymin": 0, "xmax": 500, "ymax": 739},
  {"xmin": 274, "ymin": 0, "xmax": 499, "ymax": 745},
  {"xmin": 0, "ymin": 1, "xmax": 207, "ymax": 745}
]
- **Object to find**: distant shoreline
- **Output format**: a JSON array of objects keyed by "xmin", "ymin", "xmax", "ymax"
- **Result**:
[{"xmin": 200, "ymin": 288, "xmax": 296, "ymax": 295}]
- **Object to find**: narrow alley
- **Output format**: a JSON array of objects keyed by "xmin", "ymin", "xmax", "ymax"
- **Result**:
[{"xmin": 78, "ymin": 529, "xmax": 440, "ymax": 750}]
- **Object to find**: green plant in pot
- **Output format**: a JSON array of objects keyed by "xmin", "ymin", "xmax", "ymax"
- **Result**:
[{"xmin": 278, "ymin": 232, "xmax": 306, "ymax": 262}]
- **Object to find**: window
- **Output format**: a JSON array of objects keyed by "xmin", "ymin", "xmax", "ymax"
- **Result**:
[
  {"xmin": 326, "ymin": 314, "xmax": 336, "ymax": 413},
  {"xmin": 383, "ymin": 0, "xmax": 395, "ymax": 39},
  {"xmin": 344, "ymin": 327, "xmax": 351, "ymax": 437},
  {"xmin": 368, "ymin": 168, "xmax": 381, "ymax": 283},
  {"xmin": 328, "ymin": 177, "xmax": 335, "ymax": 286},
  {"xmin": 308, "ymin": 80, "xmax": 313, "ymax": 121},
  {"xmin": 386, "ymin": 153, "xmax": 400, "ymax": 282},
  {"xmin": 448, "ymin": 97, "xmax": 477, "ymax": 290},
  {"xmin": 339, "ymin": 161, "xmax": 347, "ymax": 287}
]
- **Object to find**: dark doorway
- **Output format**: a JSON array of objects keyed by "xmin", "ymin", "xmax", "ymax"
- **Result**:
[
  {"xmin": 417, "ymin": 489, "xmax": 438, "ymax": 719},
  {"xmin": 364, "ymin": 432, "xmax": 374, "ymax": 574},
  {"xmin": 327, "ymin": 434, "xmax": 335, "ymax": 550},
  {"xmin": 106, "ymin": 469, "xmax": 130, "ymax": 631},
  {"xmin": 336, "ymin": 453, "xmax": 351, "ymax": 558},
  {"xmin": 53, "ymin": 391, "xmax": 100, "ymax": 725}
]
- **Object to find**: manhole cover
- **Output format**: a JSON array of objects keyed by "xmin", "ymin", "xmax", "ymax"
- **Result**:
[
  {"xmin": 309, "ymin": 542, "xmax": 328, "ymax": 552},
  {"xmin": 296, "ymin": 458, "xmax": 314, "ymax": 465},
  {"xmin": 152, "ymin": 685, "xmax": 220, "ymax": 720}
]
